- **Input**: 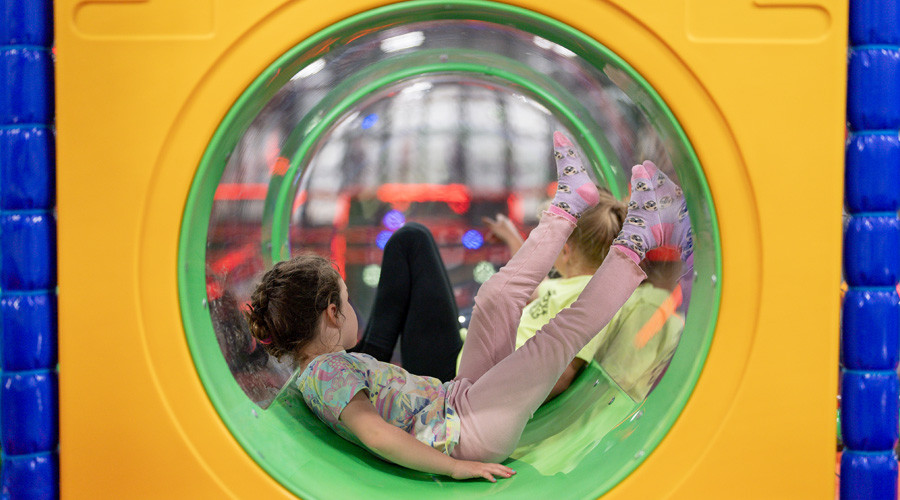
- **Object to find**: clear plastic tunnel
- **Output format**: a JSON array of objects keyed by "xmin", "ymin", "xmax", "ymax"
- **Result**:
[{"xmin": 179, "ymin": 2, "xmax": 719, "ymax": 498}]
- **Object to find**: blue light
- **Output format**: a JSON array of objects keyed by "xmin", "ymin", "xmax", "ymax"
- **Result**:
[
  {"xmin": 382, "ymin": 210, "xmax": 405, "ymax": 230},
  {"xmin": 376, "ymin": 230, "xmax": 394, "ymax": 250},
  {"xmin": 462, "ymin": 229, "xmax": 484, "ymax": 250},
  {"xmin": 361, "ymin": 114, "xmax": 379, "ymax": 130}
]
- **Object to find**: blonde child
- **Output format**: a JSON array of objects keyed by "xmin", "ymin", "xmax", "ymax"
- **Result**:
[
  {"xmin": 246, "ymin": 132, "xmax": 690, "ymax": 481},
  {"xmin": 487, "ymin": 193, "xmax": 685, "ymax": 402},
  {"xmin": 354, "ymin": 190, "xmax": 628, "ymax": 398}
]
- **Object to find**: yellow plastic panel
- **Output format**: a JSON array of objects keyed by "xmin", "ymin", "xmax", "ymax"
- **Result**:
[{"xmin": 56, "ymin": 0, "xmax": 845, "ymax": 498}]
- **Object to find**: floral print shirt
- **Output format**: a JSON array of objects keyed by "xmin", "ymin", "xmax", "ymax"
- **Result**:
[{"xmin": 297, "ymin": 351, "xmax": 460, "ymax": 455}]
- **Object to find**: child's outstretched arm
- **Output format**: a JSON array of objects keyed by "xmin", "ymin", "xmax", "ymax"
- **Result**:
[
  {"xmin": 483, "ymin": 213, "xmax": 525, "ymax": 255},
  {"xmin": 340, "ymin": 392, "xmax": 516, "ymax": 482}
]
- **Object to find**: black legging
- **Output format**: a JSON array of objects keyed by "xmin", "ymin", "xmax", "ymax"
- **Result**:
[{"xmin": 353, "ymin": 222, "xmax": 463, "ymax": 382}]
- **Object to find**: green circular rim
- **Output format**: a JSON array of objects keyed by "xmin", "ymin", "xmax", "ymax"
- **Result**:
[
  {"xmin": 179, "ymin": 1, "xmax": 722, "ymax": 498},
  {"xmin": 268, "ymin": 60, "xmax": 617, "ymax": 263}
]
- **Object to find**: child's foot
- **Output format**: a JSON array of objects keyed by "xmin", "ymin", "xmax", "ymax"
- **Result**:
[
  {"xmin": 613, "ymin": 161, "xmax": 684, "ymax": 262},
  {"xmin": 652, "ymin": 165, "xmax": 693, "ymax": 263},
  {"xmin": 671, "ymin": 197, "xmax": 694, "ymax": 263},
  {"xmin": 547, "ymin": 131, "xmax": 600, "ymax": 223}
]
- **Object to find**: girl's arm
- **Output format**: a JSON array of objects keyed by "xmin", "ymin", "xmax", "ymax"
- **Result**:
[
  {"xmin": 483, "ymin": 214, "xmax": 524, "ymax": 256},
  {"xmin": 340, "ymin": 392, "xmax": 516, "ymax": 482}
]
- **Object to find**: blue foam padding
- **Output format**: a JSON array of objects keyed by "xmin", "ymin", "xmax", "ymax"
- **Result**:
[
  {"xmin": 0, "ymin": 371, "xmax": 58, "ymax": 455},
  {"xmin": 1, "ymin": 293, "xmax": 57, "ymax": 370},
  {"xmin": 847, "ymin": 48, "xmax": 900, "ymax": 131},
  {"xmin": 850, "ymin": 0, "xmax": 900, "ymax": 45},
  {"xmin": 0, "ymin": 126, "xmax": 55, "ymax": 210},
  {"xmin": 0, "ymin": 452, "xmax": 58, "ymax": 500},
  {"xmin": 0, "ymin": 47, "xmax": 52, "ymax": 125},
  {"xmin": 845, "ymin": 133, "xmax": 900, "ymax": 213},
  {"xmin": 843, "ymin": 216, "xmax": 900, "ymax": 287},
  {"xmin": 841, "ymin": 371, "xmax": 900, "ymax": 451},
  {"xmin": 0, "ymin": 0, "xmax": 52, "ymax": 46},
  {"xmin": 842, "ymin": 288, "xmax": 900, "ymax": 370},
  {"xmin": 841, "ymin": 450, "xmax": 899, "ymax": 500},
  {"xmin": 0, "ymin": 212, "xmax": 56, "ymax": 290}
]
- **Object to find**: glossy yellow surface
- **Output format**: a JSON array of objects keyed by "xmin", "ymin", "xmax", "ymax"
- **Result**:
[{"xmin": 57, "ymin": 0, "xmax": 845, "ymax": 497}]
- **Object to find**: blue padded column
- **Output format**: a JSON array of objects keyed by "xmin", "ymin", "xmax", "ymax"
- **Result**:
[
  {"xmin": 843, "ymin": 0, "xmax": 900, "ymax": 498},
  {"xmin": 0, "ymin": 0, "xmax": 57, "ymax": 499}
]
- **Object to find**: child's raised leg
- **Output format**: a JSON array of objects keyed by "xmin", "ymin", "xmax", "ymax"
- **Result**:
[
  {"xmin": 450, "ymin": 164, "xmax": 687, "ymax": 463},
  {"xmin": 622, "ymin": 161, "xmax": 695, "ymax": 306},
  {"xmin": 672, "ymin": 189, "xmax": 695, "ymax": 307},
  {"xmin": 456, "ymin": 132, "xmax": 599, "ymax": 383},
  {"xmin": 355, "ymin": 222, "xmax": 462, "ymax": 381}
]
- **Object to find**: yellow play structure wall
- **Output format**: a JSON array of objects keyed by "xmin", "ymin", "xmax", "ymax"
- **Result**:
[{"xmin": 56, "ymin": 0, "xmax": 845, "ymax": 498}]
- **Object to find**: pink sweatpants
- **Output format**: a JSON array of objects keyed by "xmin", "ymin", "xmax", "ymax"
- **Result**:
[{"xmin": 448, "ymin": 212, "xmax": 646, "ymax": 462}]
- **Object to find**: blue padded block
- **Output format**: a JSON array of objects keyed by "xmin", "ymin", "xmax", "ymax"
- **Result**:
[
  {"xmin": 850, "ymin": 0, "xmax": 900, "ymax": 45},
  {"xmin": 844, "ymin": 216, "xmax": 900, "ymax": 287},
  {"xmin": 847, "ymin": 48, "xmax": 900, "ymax": 131},
  {"xmin": 0, "ymin": 371, "xmax": 57, "ymax": 454},
  {"xmin": 0, "ymin": 0, "xmax": 52, "ymax": 46},
  {"xmin": 842, "ymin": 289, "xmax": 900, "ymax": 370},
  {"xmin": 0, "ymin": 48, "xmax": 52, "ymax": 125},
  {"xmin": 1, "ymin": 293, "xmax": 57, "ymax": 371},
  {"xmin": 841, "ymin": 371, "xmax": 899, "ymax": 451},
  {"xmin": 0, "ymin": 126, "xmax": 55, "ymax": 210},
  {"xmin": 846, "ymin": 133, "xmax": 900, "ymax": 212},
  {"xmin": 0, "ymin": 212, "xmax": 56, "ymax": 290},
  {"xmin": 0, "ymin": 452, "xmax": 58, "ymax": 500},
  {"xmin": 841, "ymin": 451, "xmax": 899, "ymax": 500}
]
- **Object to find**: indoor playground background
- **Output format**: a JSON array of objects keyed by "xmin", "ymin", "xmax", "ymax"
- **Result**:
[{"xmin": 1, "ymin": 0, "xmax": 887, "ymax": 498}]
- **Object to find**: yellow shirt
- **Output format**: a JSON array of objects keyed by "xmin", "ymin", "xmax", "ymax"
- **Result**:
[
  {"xmin": 515, "ymin": 278, "xmax": 684, "ymax": 401},
  {"xmin": 593, "ymin": 283, "xmax": 684, "ymax": 401},
  {"xmin": 515, "ymin": 275, "xmax": 600, "ymax": 362}
]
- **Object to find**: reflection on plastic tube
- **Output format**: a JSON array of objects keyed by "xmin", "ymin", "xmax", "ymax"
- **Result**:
[
  {"xmin": 291, "ymin": 59, "xmax": 326, "ymax": 80},
  {"xmin": 380, "ymin": 31, "xmax": 424, "ymax": 52},
  {"xmin": 400, "ymin": 81, "xmax": 433, "ymax": 94},
  {"xmin": 532, "ymin": 35, "xmax": 576, "ymax": 58}
]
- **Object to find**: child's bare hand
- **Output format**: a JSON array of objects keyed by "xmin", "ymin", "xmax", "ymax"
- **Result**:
[
  {"xmin": 450, "ymin": 459, "xmax": 516, "ymax": 482},
  {"xmin": 483, "ymin": 214, "xmax": 524, "ymax": 248}
]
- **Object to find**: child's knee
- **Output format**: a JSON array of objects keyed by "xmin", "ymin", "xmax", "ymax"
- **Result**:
[
  {"xmin": 454, "ymin": 437, "xmax": 516, "ymax": 464},
  {"xmin": 473, "ymin": 437, "xmax": 517, "ymax": 464},
  {"xmin": 386, "ymin": 222, "xmax": 432, "ymax": 249}
]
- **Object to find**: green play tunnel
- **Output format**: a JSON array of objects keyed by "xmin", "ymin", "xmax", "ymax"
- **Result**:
[{"xmin": 179, "ymin": 1, "xmax": 720, "ymax": 498}]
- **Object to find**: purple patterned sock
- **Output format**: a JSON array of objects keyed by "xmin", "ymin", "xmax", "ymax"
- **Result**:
[
  {"xmin": 671, "ymin": 196, "xmax": 694, "ymax": 263},
  {"xmin": 613, "ymin": 161, "xmax": 686, "ymax": 262},
  {"xmin": 547, "ymin": 131, "xmax": 600, "ymax": 223}
]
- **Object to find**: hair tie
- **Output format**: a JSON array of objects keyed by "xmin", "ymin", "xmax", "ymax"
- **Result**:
[{"xmin": 258, "ymin": 337, "xmax": 272, "ymax": 345}]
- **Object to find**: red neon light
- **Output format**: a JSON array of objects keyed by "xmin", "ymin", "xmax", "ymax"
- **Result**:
[
  {"xmin": 330, "ymin": 194, "xmax": 351, "ymax": 279},
  {"xmin": 206, "ymin": 281, "xmax": 224, "ymax": 301},
  {"xmin": 331, "ymin": 234, "xmax": 347, "ymax": 280},
  {"xmin": 270, "ymin": 156, "xmax": 290, "ymax": 176},
  {"xmin": 333, "ymin": 194, "xmax": 351, "ymax": 229},
  {"xmin": 506, "ymin": 193, "xmax": 523, "ymax": 225},
  {"xmin": 376, "ymin": 183, "xmax": 471, "ymax": 213},
  {"xmin": 214, "ymin": 183, "xmax": 269, "ymax": 201},
  {"xmin": 209, "ymin": 243, "xmax": 257, "ymax": 275}
]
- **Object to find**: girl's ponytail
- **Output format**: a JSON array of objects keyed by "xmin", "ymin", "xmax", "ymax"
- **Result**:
[{"xmin": 245, "ymin": 254, "xmax": 343, "ymax": 361}]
